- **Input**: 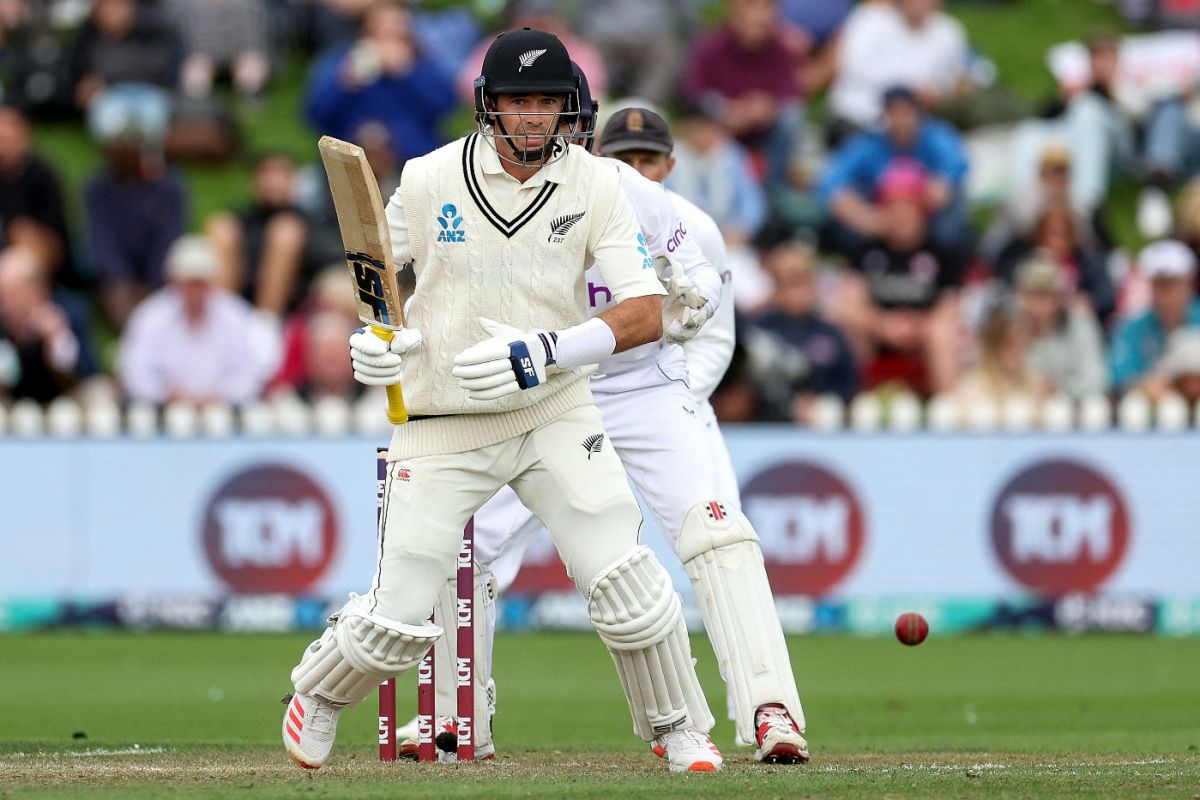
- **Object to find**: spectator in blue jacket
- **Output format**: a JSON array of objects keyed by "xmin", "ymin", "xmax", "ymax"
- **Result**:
[
  {"xmin": 1111, "ymin": 239, "xmax": 1200, "ymax": 397},
  {"xmin": 820, "ymin": 85, "xmax": 970, "ymax": 261},
  {"xmin": 305, "ymin": 0, "xmax": 456, "ymax": 165}
]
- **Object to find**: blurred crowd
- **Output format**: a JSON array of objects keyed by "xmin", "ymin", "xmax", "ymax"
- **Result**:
[{"xmin": 6, "ymin": 0, "xmax": 1200, "ymax": 429}]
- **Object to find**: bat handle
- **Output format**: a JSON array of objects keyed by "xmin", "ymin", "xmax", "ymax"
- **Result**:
[{"xmin": 369, "ymin": 325, "xmax": 409, "ymax": 425}]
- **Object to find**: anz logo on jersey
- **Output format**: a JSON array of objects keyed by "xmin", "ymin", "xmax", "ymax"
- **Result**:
[
  {"xmin": 636, "ymin": 232, "xmax": 652, "ymax": 269},
  {"xmin": 436, "ymin": 203, "xmax": 465, "ymax": 243}
]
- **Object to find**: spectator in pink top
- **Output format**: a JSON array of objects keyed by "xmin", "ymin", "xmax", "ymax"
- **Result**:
[{"xmin": 683, "ymin": 0, "xmax": 807, "ymax": 187}]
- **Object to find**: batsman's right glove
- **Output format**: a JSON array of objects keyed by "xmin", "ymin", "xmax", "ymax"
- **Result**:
[{"xmin": 349, "ymin": 326, "xmax": 422, "ymax": 386}]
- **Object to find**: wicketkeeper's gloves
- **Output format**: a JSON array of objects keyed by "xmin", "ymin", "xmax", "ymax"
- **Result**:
[{"xmin": 659, "ymin": 257, "xmax": 714, "ymax": 344}]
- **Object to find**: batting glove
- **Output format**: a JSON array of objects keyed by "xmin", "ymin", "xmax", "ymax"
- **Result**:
[
  {"xmin": 451, "ymin": 317, "xmax": 559, "ymax": 400},
  {"xmin": 349, "ymin": 326, "xmax": 422, "ymax": 386},
  {"xmin": 662, "ymin": 270, "xmax": 713, "ymax": 343}
]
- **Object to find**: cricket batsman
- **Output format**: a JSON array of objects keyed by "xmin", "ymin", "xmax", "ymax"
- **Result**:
[
  {"xmin": 401, "ymin": 76, "xmax": 809, "ymax": 764},
  {"xmin": 281, "ymin": 28, "xmax": 722, "ymax": 773}
]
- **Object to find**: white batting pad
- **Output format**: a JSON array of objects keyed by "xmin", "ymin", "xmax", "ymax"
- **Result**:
[
  {"xmin": 587, "ymin": 546, "xmax": 715, "ymax": 741},
  {"xmin": 291, "ymin": 593, "xmax": 441, "ymax": 707},
  {"xmin": 432, "ymin": 565, "xmax": 496, "ymax": 747},
  {"xmin": 677, "ymin": 502, "xmax": 806, "ymax": 742}
]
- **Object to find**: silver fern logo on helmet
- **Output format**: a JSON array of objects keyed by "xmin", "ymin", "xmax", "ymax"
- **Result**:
[{"xmin": 518, "ymin": 49, "xmax": 547, "ymax": 71}]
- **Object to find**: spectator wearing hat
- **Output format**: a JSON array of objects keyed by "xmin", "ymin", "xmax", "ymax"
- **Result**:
[
  {"xmin": 118, "ymin": 235, "xmax": 277, "ymax": 406},
  {"xmin": 833, "ymin": 157, "xmax": 964, "ymax": 395},
  {"xmin": 683, "ymin": 0, "xmax": 807, "ymax": 188},
  {"xmin": 1111, "ymin": 239, "xmax": 1200, "ymax": 397},
  {"xmin": 1016, "ymin": 255, "xmax": 1108, "ymax": 399},
  {"xmin": 819, "ymin": 86, "xmax": 970, "ymax": 263}
]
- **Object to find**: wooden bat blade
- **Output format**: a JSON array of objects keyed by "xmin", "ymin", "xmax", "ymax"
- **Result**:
[{"xmin": 318, "ymin": 135, "xmax": 410, "ymax": 424}]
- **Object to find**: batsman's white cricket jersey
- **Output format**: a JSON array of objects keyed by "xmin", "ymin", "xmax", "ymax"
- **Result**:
[{"xmin": 472, "ymin": 168, "xmax": 739, "ymax": 582}]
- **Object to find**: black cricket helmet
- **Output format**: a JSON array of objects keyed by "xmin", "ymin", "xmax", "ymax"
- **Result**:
[{"xmin": 474, "ymin": 27, "xmax": 580, "ymax": 165}]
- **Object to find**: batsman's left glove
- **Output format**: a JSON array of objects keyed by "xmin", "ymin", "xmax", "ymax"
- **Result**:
[{"xmin": 451, "ymin": 317, "xmax": 560, "ymax": 400}]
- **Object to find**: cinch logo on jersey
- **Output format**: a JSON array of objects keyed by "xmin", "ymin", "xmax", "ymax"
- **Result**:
[
  {"xmin": 990, "ymin": 459, "xmax": 1130, "ymax": 595},
  {"xmin": 636, "ymin": 232, "xmax": 652, "ymax": 269},
  {"xmin": 436, "ymin": 203, "xmax": 465, "ymax": 242},
  {"xmin": 548, "ymin": 211, "xmax": 585, "ymax": 243},
  {"xmin": 665, "ymin": 221, "xmax": 688, "ymax": 253}
]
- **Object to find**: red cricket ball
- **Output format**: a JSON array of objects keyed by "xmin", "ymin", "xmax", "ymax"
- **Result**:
[{"xmin": 895, "ymin": 612, "xmax": 929, "ymax": 646}]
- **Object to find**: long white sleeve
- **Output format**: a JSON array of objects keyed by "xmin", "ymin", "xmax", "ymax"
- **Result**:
[
  {"xmin": 605, "ymin": 158, "xmax": 722, "ymax": 310},
  {"xmin": 670, "ymin": 190, "xmax": 735, "ymax": 400}
]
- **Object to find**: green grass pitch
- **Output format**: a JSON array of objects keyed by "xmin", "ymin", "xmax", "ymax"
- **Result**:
[{"xmin": 2, "ymin": 630, "xmax": 1198, "ymax": 798}]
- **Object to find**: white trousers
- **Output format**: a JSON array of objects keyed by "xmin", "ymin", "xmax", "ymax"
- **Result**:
[
  {"xmin": 368, "ymin": 404, "xmax": 645, "ymax": 624},
  {"xmin": 479, "ymin": 382, "xmax": 741, "ymax": 594}
]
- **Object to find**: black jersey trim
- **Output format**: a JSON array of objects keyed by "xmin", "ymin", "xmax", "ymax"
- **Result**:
[{"xmin": 462, "ymin": 133, "xmax": 559, "ymax": 239}]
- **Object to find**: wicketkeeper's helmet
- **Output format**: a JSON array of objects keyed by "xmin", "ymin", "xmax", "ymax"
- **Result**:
[{"xmin": 571, "ymin": 61, "xmax": 599, "ymax": 153}]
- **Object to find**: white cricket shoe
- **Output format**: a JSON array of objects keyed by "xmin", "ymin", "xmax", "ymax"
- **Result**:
[
  {"xmin": 653, "ymin": 729, "xmax": 723, "ymax": 773},
  {"xmin": 754, "ymin": 704, "xmax": 809, "ymax": 764},
  {"xmin": 282, "ymin": 693, "xmax": 342, "ymax": 769}
]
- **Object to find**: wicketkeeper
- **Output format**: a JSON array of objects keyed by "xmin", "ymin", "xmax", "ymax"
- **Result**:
[{"xmin": 282, "ymin": 28, "xmax": 721, "ymax": 774}]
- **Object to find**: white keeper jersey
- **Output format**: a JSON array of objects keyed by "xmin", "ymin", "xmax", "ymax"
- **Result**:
[
  {"xmin": 668, "ymin": 188, "xmax": 735, "ymax": 401},
  {"xmin": 586, "ymin": 158, "xmax": 723, "ymax": 393}
]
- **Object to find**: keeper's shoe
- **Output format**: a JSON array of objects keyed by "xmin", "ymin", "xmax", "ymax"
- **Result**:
[
  {"xmin": 754, "ymin": 704, "xmax": 809, "ymax": 764},
  {"xmin": 282, "ymin": 692, "xmax": 342, "ymax": 769},
  {"xmin": 652, "ymin": 729, "xmax": 723, "ymax": 773}
]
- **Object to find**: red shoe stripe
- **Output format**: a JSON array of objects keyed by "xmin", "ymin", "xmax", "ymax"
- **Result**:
[
  {"xmin": 286, "ymin": 722, "xmax": 301, "ymax": 744},
  {"xmin": 288, "ymin": 708, "xmax": 304, "ymax": 730}
]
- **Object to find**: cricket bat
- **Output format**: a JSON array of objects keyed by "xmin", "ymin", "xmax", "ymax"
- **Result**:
[{"xmin": 318, "ymin": 135, "xmax": 414, "ymax": 425}]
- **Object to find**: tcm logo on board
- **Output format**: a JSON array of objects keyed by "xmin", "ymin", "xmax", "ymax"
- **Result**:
[
  {"xmin": 742, "ymin": 461, "xmax": 865, "ymax": 596},
  {"xmin": 202, "ymin": 465, "xmax": 339, "ymax": 593},
  {"xmin": 990, "ymin": 459, "xmax": 1130, "ymax": 595}
]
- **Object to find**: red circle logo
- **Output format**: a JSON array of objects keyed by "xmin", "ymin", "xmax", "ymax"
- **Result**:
[
  {"xmin": 202, "ymin": 464, "xmax": 339, "ymax": 593},
  {"xmin": 741, "ymin": 461, "xmax": 866, "ymax": 596},
  {"xmin": 990, "ymin": 459, "xmax": 1130, "ymax": 595}
]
